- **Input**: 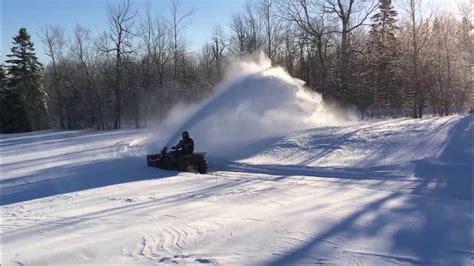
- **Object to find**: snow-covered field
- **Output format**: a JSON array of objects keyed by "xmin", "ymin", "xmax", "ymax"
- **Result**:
[{"xmin": 1, "ymin": 115, "xmax": 472, "ymax": 265}]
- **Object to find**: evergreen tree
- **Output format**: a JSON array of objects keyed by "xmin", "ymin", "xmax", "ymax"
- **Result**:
[
  {"xmin": 0, "ymin": 64, "xmax": 9, "ymax": 130},
  {"xmin": 2, "ymin": 28, "xmax": 48, "ymax": 132},
  {"xmin": 368, "ymin": 0, "xmax": 400, "ymax": 114},
  {"xmin": 0, "ymin": 62, "xmax": 29, "ymax": 133},
  {"xmin": 0, "ymin": 64, "xmax": 6, "ymax": 90}
]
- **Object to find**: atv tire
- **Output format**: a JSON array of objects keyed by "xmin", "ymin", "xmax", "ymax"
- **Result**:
[{"xmin": 177, "ymin": 153, "xmax": 208, "ymax": 174}]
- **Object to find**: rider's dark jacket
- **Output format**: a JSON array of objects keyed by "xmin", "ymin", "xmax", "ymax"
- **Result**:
[{"xmin": 173, "ymin": 137, "xmax": 194, "ymax": 154}]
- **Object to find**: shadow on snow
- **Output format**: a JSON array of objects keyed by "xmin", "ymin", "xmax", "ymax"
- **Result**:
[
  {"xmin": 0, "ymin": 156, "xmax": 176, "ymax": 206},
  {"xmin": 262, "ymin": 115, "xmax": 473, "ymax": 265},
  {"xmin": 1, "ymin": 116, "xmax": 472, "ymax": 264},
  {"xmin": 0, "ymin": 129, "xmax": 170, "ymax": 206}
]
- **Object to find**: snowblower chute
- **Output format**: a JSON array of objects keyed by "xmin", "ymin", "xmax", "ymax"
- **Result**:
[{"xmin": 147, "ymin": 146, "xmax": 208, "ymax": 174}]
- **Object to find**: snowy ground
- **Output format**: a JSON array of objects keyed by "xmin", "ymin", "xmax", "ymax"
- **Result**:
[{"xmin": 1, "ymin": 115, "xmax": 472, "ymax": 265}]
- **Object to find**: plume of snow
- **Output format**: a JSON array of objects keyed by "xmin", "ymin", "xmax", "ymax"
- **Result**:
[{"xmin": 146, "ymin": 52, "xmax": 356, "ymax": 156}]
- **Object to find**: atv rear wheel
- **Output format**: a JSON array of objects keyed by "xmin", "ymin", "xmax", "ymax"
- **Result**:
[{"xmin": 177, "ymin": 153, "xmax": 208, "ymax": 174}]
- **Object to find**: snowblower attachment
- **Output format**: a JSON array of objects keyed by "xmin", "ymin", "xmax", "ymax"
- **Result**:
[{"xmin": 147, "ymin": 146, "xmax": 208, "ymax": 174}]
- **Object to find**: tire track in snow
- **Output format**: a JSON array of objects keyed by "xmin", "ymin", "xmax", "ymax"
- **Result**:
[{"xmin": 127, "ymin": 219, "xmax": 223, "ymax": 264}]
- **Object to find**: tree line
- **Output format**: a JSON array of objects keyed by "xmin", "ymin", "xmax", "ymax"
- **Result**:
[{"xmin": 1, "ymin": 0, "xmax": 472, "ymax": 133}]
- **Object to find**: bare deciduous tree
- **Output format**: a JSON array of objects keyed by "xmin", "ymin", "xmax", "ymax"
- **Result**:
[
  {"xmin": 168, "ymin": 0, "xmax": 194, "ymax": 91},
  {"xmin": 258, "ymin": 0, "xmax": 283, "ymax": 60},
  {"xmin": 323, "ymin": 0, "xmax": 377, "ymax": 97},
  {"xmin": 41, "ymin": 25, "xmax": 66, "ymax": 128},
  {"xmin": 398, "ymin": 0, "xmax": 432, "ymax": 117},
  {"xmin": 210, "ymin": 25, "xmax": 228, "ymax": 79},
  {"xmin": 73, "ymin": 25, "xmax": 105, "ymax": 129},
  {"xmin": 101, "ymin": 0, "xmax": 137, "ymax": 129},
  {"xmin": 280, "ymin": 0, "xmax": 333, "ymax": 95}
]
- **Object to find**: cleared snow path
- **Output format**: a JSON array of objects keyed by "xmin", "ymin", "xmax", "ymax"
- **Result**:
[{"xmin": 1, "ymin": 115, "xmax": 472, "ymax": 265}]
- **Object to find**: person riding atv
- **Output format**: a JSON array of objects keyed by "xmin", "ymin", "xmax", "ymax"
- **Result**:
[
  {"xmin": 170, "ymin": 131, "xmax": 194, "ymax": 158},
  {"xmin": 147, "ymin": 131, "xmax": 207, "ymax": 173}
]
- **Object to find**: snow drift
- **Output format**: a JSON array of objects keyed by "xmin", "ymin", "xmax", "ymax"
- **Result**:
[{"xmin": 147, "ymin": 53, "xmax": 355, "ymax": 156}]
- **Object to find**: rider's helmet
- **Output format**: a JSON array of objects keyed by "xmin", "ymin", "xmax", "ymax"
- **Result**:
[{"xmin": 182, "ymin": 131, "xmax": 189, "ymax": 138}]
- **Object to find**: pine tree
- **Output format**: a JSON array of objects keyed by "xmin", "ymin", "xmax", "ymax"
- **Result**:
[
  {"xmin": 0, "ymin": 65, "xmax": 5, "ymax": 90},
  {"xmin": 368, "ymin": 0, "xmax": 400, "ymax": 114},
  {"xmin": 0, "ymin": 64, "xmax": 8, "ymax": 130},
  {"xmin": 3, "ymin": 28, "xmax": 48, "ymax": 132},
  {"xmin": 0, "ymin": 62, "xmax": 30, "ymax": 133}
]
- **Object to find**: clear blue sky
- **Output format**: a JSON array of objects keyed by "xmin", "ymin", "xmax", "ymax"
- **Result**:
[
  {"xmin": 1, "ymin": 0, "xmax": 461, "ymax": 64},
  {"xmin": 2, "ymin": 0, "xmax": 247, "ymax": 63}
]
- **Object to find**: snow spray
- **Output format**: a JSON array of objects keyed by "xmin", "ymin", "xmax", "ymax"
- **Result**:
[{"xmin": 150, "ymin": 52, "xmax": 355, "ymax": 156}]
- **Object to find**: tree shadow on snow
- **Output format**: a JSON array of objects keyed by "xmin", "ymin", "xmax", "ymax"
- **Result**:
[
  {"xmin": 0, "ymin": 128, "xmax": 138, "ymax": 149},
  {"xmin": 264, "ymin": 115, "xmax": 473, "ymax": 265},
  {"xmin": 213, "ymin": 160, "xmax": 406, "ymax": 181},
  {"xmin": 1, "ymin": 175, "xmax": 255, "ymax": 244},
  {"xmin": 0, "ymin": 153, "xmax": 175, "ymax": 206}
]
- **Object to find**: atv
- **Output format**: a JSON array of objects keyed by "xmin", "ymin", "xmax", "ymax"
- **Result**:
[{"xmin": 147, "ymin": 146, "xmax": 208, "ymax": 174}]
